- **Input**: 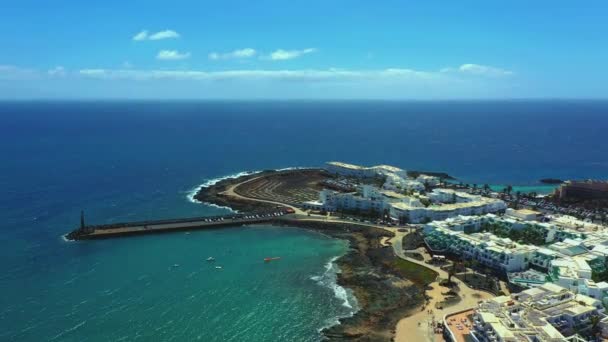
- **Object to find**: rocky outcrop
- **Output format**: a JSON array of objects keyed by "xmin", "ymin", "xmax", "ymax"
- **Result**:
[{"xmin": 275, "ymin": 221, "xmax": 424, "ymax": 341}]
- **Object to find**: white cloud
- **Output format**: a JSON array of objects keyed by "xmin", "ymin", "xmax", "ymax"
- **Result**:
[
  {"xmin": 77, "ymin": 67, "xmax": 439, "ymax": 82},
  {"xmin": 208, "ymin": 48, "xmax": 257, "ymax": 60},
  {"xmin": 132, "ymin": 30, "xmax": 148, "ymax": 41},
  {"xmin": 267, "ymin": 48, "xmax": 317, "ymax": 61},
  {"xmin": 156, "ymin": 50, "xmax": 191, "ymax": 61},
  {"xmin": 442, "ymin": 63, "xmax": 513, "ymax": 77},
  {"xmin": 133, "ymin": 29, "xmax": 180, "ymax": 41},
  {"xmin": 47, "ymin": 66, "xmax": 66, "ymax": 77},
  {"xmin": 148, "ymin": 30, "xmax": 180, "ymax": 40},
  {"xmin": 0, "ymin": 65, "xmax": 40, "ymax": 80}
]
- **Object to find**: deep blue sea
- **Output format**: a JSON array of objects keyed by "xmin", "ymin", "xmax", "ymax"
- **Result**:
[{"xmin": 1, "ymin": 100, "xmax": 607, "ymax": 341}]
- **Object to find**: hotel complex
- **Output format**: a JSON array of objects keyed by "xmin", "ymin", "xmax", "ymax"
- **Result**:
[
  {"xmin": 309, "ymin": 162, "xmax": 507, "ymax": 223},
  {"xmin": 557, "ymin": 180, "xmax": 608, "ymax": 200},
  {"xmin": 316, "ymin": 162, "xmax": 608, "ymax": 341},
  {"xmin": 472, "ymin": 283, "xmax": 608, "ymax": 341}
]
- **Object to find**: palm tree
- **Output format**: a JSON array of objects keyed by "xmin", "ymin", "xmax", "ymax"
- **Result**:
[
  {"xmin": 463, "ymin": 260, "xmax": 471, "ymax": 281},
  {"xmin": 590, "ymin": 314, "xmax": 602, "ymax": 338},
  {"xmin": 448, "ymin": 261, "xmax": 458, "ymax": 285}
]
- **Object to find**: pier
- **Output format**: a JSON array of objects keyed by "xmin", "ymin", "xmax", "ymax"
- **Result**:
[{"xmin": 66, "ymin": 208, "xmax": 295, "ymax": 240}]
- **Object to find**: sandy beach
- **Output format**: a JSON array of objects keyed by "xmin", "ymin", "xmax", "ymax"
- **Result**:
[
  {"xmin": 388, "ymin": 233, "xmax": 494, "ymax": 342},
  {"xmin": 395, "ymin": 281, "xmax": 493, "ymax": 342}
]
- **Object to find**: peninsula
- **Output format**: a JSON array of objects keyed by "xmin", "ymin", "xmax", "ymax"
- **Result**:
[{"xmin": 67, "ymin": 162, "xmax": 608, "ymax": 341}]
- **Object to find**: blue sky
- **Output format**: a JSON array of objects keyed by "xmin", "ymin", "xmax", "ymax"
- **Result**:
[{"xmin": 1, "ymin": 0, "xmax": 607, "ymax": 99}]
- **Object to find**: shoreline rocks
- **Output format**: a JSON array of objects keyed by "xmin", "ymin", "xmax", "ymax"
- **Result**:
[
  {"xmin": 273, "ymin": 221, "xmax": 424, "ymax": 341},
  {"xmin": 197, "ymin": 171, "xmax": 426, "ymax": 341}
]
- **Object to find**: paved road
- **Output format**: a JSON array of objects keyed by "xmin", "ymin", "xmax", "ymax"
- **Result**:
[
  {"xmin": 389, "ymin": 231, "xmax": 493, "ymax": 342},
  {"xmin": 220, "ymin": 179, "xmax": 491, "ymax": 342},
  {"xmin": 221, "ymin": 176, "xmax": 307, "ymax": 215}
]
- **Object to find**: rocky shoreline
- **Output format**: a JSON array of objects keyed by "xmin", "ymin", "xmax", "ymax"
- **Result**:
[
  {"xmin": 277, "ymin": 220, "xmax": 424, "ymax": 341},
  {"xmin": 194, "ymin": 172, "xmax": 425, "ymax": 341},
  {"xmin": 192, "ymin": 170, "xmax": 280, "ymax": 211}
]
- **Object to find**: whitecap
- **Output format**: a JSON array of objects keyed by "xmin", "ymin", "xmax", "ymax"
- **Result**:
[
  {"xmin": 60, "ymin": 234, "xmax": 74, "ymax": 243},
  {"xmin": 312, "ymin": 255, "xmax": 359, "ymax": 333},
  {"xmin": 185, "ymin": 170, "xmax": 263, "ymax": 206},
  {"xmin": 185, "ymin": 166, "xmax": 314, "ymax": 209},
  {"xmin": 311, "ymin": 256, "xmax": 359, "ymax": 311},
  {"xmin": 49, "ymin": 320, "xmax": 86, "ymax": 341}
]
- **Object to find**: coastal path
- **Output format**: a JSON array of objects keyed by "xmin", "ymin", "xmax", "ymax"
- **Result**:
[
  {"xmin": 221, "ymin": 176, "xmax": 307, "ymax": 215},
  {"xmin": 387, "ymin": 230, "xmax": 494, "ymax": 342},
  {"xmin": 220, "ymin": 178, "xmax": 493, "ymax": 342}
]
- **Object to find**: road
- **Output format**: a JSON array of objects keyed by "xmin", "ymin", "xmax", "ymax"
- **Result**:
[
  {"xmin": 221, "ymin": 177, "xmax": 492, "ymax": 341},
  {"xmin": 388, "ymin": 231, "xmax": 493, "ymax": 342},
  {"xmin": 221, "ymin": 175, "xmax": 307, "ymax": 215}
]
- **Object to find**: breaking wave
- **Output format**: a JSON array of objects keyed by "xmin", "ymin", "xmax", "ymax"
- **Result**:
[
  {"xmin": 185, "ymin": 166, "xmax": 312, "ymax": 210},
  {"xmin": 311, "ymin": 256, "xmax": 359, "ymax": 331}
]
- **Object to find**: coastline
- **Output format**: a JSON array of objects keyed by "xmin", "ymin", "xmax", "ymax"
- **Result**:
[
  {"xmin": 273, "ymin": 220, "xmax": 424, "ymax": 340},
  {"xmin": 189, "ymin": 171, "xmax": 425, "ymax": 340},
  {"xmin": 186, "ymin": 170, "xmax": 264, "ymax": 211}
]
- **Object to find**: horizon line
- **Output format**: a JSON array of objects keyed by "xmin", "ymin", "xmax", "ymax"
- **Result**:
[{"xmin": 1, "ymin": 98, "xmax": 608, "ymax": 102}]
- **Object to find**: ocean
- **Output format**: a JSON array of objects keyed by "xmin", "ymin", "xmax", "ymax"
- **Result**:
[{"xmin": 1, "ymin": 100, "xmax": 607, "ymax": 341}]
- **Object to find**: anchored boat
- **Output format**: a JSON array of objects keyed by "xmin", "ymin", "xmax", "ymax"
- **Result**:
[{"xmin": 264, "ymin": 257, "xmax": 281, "ymax": 262}]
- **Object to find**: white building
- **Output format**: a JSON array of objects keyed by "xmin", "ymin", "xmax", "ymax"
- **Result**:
[
  {"xmin": 470, "ymin": 283, "xmax": 608, "ymax": 342},
  {"xmin": 325, "ymin": 161, "xmax": 378, "ymax": 178},
  {"xmin": 390, "ymin": 190, "xmax": 507, "ymax": 223},
  {"xmin": 324, "ymin": 161, "xmax": 409, "ymax": 179},
  {"xmin": 424, "ymin": 225, "xmax": 535, "ymax": 272},
  {"xmin": 310, "ymin": 185, "xmax": 391, "ymax": 214},
  {"xmin": 382, "ymin": 173, "xmax": 424, "ymax": 192},
  {"xmin": 506, "ymin": 208, "xmax": 540, "ymax": 221}
]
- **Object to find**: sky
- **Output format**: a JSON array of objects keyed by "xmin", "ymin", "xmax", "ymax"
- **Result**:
[{"xmin": 1, "ymin": 0, "xmax": 607, "ymax": 99}]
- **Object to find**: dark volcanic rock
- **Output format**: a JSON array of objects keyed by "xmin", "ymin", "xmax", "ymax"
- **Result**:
[
  {"xmin": 276, "ymin": 220, "xmax": 424, "ymax": 341},
  {"xmin": 540, "ymin": 178, "xmax": 564, "ymax": 184}
]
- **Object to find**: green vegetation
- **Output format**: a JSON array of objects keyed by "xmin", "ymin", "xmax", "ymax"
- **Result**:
[
  {"xmin": 591, "ymin": 259, "xmax": 608, "ymax": 283},
  {"xmin": 419, "ymin": 198, "xmax": 431, "ymax": 207},
  {"xmin": 481, "ymin": 222, "xmax": 546, "ymax": 246},
  {"xmin": 392, "ymin": 259, "xmax": 438, "ymax": 287}
]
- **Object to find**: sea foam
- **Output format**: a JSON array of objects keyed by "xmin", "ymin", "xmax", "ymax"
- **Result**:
[
  {"xmin": 185, "ymin": 170, "xmax": 263, "ymax": 211},
  {"xmin": 311, "ymin": 256, "xmax": 358, "ymax": 310},
  {"xmin": 185, "ymin": 166, "xmax": 312, "ymax": 209},
  {"xmin": 311, "ymin": 256, "xmax": 359, "ymax": 332}
]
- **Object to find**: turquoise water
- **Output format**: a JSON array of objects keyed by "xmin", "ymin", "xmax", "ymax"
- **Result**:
[
  {"xmin": 3, "ymin": 226, "xmax": 353, "ymax": 341},
  {"xmin": 489, "ymin": 184, "xmax": 558, "ymax": 195},
  {"xmin": 2, "ymin": 100, "xmax": 608, "ymax": 341}
]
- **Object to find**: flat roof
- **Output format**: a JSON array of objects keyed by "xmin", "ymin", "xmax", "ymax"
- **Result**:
[
  {"xmin": 491, "ymin": 322, "xmax": 515, "ymax": 339},
  {"xmin": 379, "ymin": 190, "xmax": 408, "ymax": 199},
  {"xmin": 540, "ymin": 282, "xmax": 566, "ymax": 294},
  {"xmin": 492, "ymin": 295, "xmax": 511, "ymax": 304},
  {"xmin": 565, "ymin": 304, "xmax": 595, "ymax": 316},
  {"xmin": 479, "ymin": 312, "xmax": 499, "ymax": 323},
  {"xmin": 541, "ymin": 324, "xmax": 564, "ymax": 339},
  {"xmin": 372, "ymin": 164, "xmax": 404, "ymax": 172},
  {"xmin": 326, "ymin": 161, "xmax": 367, "ymax": 170},
  {"xmin": 513, "ymin": 209, "xmax": 540, "ymax": 215}
]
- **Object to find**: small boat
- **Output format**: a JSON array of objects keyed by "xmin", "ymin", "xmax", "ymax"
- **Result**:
[
  {"xmin": 206, "ymin": 257, "xmax": 215, "ymax": 262},
  {"xmin": 215, "ymin": 266, "xmax": 223, "ymax": 269},
  {"xmin": 172, "ymin": 264, "xmax": 180, "ymax": 267},
  {"xmin": 264, "ymin": 257, "xmax": 281, "ymax": 262}
]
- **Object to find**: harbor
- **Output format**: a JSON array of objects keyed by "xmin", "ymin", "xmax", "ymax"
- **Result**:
[{"xmin": 66, "ymin": 208, "xmax": 295, "ymax": 240}]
